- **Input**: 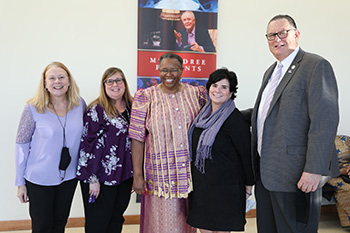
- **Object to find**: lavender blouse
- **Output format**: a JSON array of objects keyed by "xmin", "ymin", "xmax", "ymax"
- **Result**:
[
  {"xmin": 15, "ymin": 98, "xmax": 86, "ymax": 186},
  {"xmin": 76, "ymin": 104, "xmax": 133, "ymax": 186}
]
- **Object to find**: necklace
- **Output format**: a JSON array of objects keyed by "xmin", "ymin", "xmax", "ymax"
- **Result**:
[
  {"xmin": 120, "ymin": 107, "xmax": 130, "ymax": 124},
  {"xmin": 52, "ymin": 103, "xmax": 68, "ymax": 146},
  {"xmin": 118, "ymin": 102, "xmax": 130, "ymax": 124}
]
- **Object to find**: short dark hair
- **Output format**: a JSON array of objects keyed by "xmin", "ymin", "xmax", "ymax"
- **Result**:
[
  {"xmin": 159, "ymin": 53, "xmax": 183, "ymax": 67},
  {"xmin": 268, "ymin": 14, "xmax": 297, "ymax": 29},
  {"xmin": 206, "ymin": 68, "xmax": 238, "ymax": 100}
]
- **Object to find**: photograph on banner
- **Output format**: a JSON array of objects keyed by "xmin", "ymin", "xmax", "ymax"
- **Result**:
[
  {"xmin": 138, "ymin": 0, "xmax": 218, "ymax": 53},
  {"xmin": 137, "ymin": 76, "xmax": 208, "ymax": 90}
]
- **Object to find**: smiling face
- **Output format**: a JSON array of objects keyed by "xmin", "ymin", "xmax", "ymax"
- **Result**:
[
  {"xmin": 104, "ymin": 72, "xmax": 125, "ymax": 102},
  {"xmin": 267, "ymin": 18, "xmax": 300, "ymax": 61},
  {"xmin": 181, "ymin": 11, "xmax": 195, "ymax": 33},
  {"xmin": 209, "ymin": 78, "xmax": 232, "ymax": 108},
  {"xmin": 159, "ymin": 58, "xmax": 183, "ymax": 93},
  {"xmin": 45, "ymin": 66, "xmax": 70, "ymax": 98}
]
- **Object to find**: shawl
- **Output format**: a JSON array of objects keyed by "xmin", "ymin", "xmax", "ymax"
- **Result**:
[{"xmin": 188, "ymin": 99, "xmax": 236, "ymax": 173}]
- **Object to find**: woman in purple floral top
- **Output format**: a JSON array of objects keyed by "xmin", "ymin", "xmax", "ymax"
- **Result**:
[{"xmin": 77, "ymin": 67, "xmax": 133, "ymax": 233}]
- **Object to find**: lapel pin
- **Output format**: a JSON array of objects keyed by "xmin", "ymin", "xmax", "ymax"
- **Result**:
[{"xmin": 288, "ymin": 65, "xmax": 296, "ymax": 73}]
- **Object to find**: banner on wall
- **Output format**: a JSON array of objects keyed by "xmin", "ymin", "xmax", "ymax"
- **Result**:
[{"xmin": 137, "ymin": 0, "xmax": 218, "ymax": 89}]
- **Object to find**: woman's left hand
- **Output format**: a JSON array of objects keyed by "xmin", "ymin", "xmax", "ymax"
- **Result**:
[
  {"xmin": 245, "ymin": 185, "xmax": 253, "ymax": 199},
  {"xmin": 89, "ymin": 182, "xmax": 100, "ymax": 199},
  {"xmin": 17, "ymin": 185, "xmax": 29, "ymax": 203}
]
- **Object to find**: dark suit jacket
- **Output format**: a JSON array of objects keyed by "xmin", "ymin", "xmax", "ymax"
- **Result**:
[
  {"xmin": 177, "ymin": 27, "xmax": 216, "ymax": 53},
  {"xmin": 251, "ymin": 48, "xmax": 339, "ymax": 192}
]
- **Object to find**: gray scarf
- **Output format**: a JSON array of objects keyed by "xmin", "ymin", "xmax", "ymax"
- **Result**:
[{"xmin": 188, "ymin": 99, "xmax": 236, "ymax": 173}]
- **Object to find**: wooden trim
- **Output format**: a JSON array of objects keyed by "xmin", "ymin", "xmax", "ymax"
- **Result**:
[
  {"xmin": 123, "ymin": 215, "xmax": 140, "ymax": 224},
  {"xmin": 0, "ymin": 220, "xmax": 32, "ymax": 231},
  {"xmin": 319, "ymin": 204, "xmax": 337, "ymax": 214},
  {"xmin": 245, "ymin": 204, "xmax": 337, "ymax": 218},
  {"xmin": 0, "ymin": 206, "xmax": 336, "ymax": 231},
  {"xmin": 246, "ymin": 209, "xmax": 257, "ymax": 218}
]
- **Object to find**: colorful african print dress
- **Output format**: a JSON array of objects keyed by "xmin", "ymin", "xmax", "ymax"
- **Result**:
[{"xmin": 129, "ymin": 84, "xmax": 206, "ymax": 233}]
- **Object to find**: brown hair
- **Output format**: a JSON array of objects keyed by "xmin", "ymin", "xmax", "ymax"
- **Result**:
[{"xmin": 88, "ymin": 67, "xmax": 133, "ymax": 118}]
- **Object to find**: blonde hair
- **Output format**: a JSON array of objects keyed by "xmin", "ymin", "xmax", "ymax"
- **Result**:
[
  {"xmin": 27, "ymin": 61, "xmax": 81, "ymax": 113},
  {"xmin": 88, "ymin": 67, "xmax": 133, "ymax": 118}
]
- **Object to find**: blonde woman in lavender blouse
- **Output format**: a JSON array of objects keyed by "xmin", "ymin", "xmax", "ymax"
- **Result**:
[{"xmin": 15, "ymin": 61, "xmax": 86, "ymax": 233}]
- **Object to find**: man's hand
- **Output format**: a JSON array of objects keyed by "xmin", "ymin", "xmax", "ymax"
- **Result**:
[
  {"xmin": 189, "ymin": 42, "xmax": 204, "ymax": 52},
  {"xmin": 173, "ymin": 30, "xmax": 182, "ymax": 44},
  {"xmin": 297, "ymin": 172, "xmax": 321, "ymax": 193}
]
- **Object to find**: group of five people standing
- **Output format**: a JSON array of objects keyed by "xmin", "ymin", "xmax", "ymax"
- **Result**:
[{"xmin": 15, "ymin": 14, "xmax": 339, "ymax": 233}]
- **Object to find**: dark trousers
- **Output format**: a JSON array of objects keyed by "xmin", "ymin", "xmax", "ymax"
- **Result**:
[
  {"xmin": 80, "ymin": 178, "xmax": 133, "ymax": 233},
  {"xmin": 26, "ymin": 179, "xmax": 78, "ymax": 233},
  {"xmin": 255, "ymin": 176, "xmax": 322, "ymax": 233}
]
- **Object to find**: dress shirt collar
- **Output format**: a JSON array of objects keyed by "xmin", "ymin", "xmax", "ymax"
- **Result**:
[
  {"xmin": 278, "ymin": 46, "xmax": 300, "ymax": 78},
  {"xmin": 187, "ymin": 26, "xmax": 195, "ymax": 35}
]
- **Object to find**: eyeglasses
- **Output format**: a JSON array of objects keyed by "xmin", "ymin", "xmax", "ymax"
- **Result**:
[
  {"xmin": 265, "ymin": 29, "xmax": 296, "ymax": 41},
  {"xmin": 104, "ymin": 78, "xmax": 124, "ymax": 86},
  {"xmin": 159, "ymin": 68, "xmax": 181, "ymax": 74}
]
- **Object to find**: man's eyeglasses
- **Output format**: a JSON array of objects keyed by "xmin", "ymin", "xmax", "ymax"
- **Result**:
[
  {"xmin": 159, "ymin": 68, "xmax": 180, "ymax": 74},
  {"xmin": 104, "ymin": 78, "xmax": 124, "ymax": 86},
  {"xmin": 265, "ymin": 29, "xmax": 296, "ymax": 41}
]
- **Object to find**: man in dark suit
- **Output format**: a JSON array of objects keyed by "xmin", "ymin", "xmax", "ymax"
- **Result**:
[
  {"xmin": 173, "ymin": 11, "xmax": 215, "ymax": 53},
  {"xmin": 251, "ymin": 14, "xmax": 339, "ymax": 232}
]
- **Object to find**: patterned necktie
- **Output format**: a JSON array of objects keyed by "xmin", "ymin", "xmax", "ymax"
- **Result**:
[{"xmin": 258, "ymin": 63, "xmax": 283, "ymax": 155}]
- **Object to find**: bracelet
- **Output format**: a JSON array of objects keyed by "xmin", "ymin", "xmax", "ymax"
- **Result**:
[
  {"xmin": 88, "ymin": 174, "xmax": 99, "ymax": 184},
  {"xmin": 246, "ymin": 191, "xmax": 252, "ymax": 196}
]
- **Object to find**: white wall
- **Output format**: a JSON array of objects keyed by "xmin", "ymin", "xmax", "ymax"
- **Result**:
[{"xmin": 1, "ymin": 0, "xmax": 349, "ymax": 221}]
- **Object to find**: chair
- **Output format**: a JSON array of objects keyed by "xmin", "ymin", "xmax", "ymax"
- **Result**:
[{"xmin": 327, "ymin": 135, "xmax": 350, "ymax": 227}]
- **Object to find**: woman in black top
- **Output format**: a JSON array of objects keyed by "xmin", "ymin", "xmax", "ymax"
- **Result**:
[{"xmin": 187, "ymin": 68, "xmax": 255, "ymax": 232}]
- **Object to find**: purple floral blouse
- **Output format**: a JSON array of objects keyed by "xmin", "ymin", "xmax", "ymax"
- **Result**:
[{"xmin": 77, "ymin": 104, "xmax": 133, "ymax": 186}]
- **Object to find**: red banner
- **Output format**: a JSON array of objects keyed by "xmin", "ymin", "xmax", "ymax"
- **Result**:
[{"xmin": 137, "ymin": 51, "xmax": 216, "ymax": 78}]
